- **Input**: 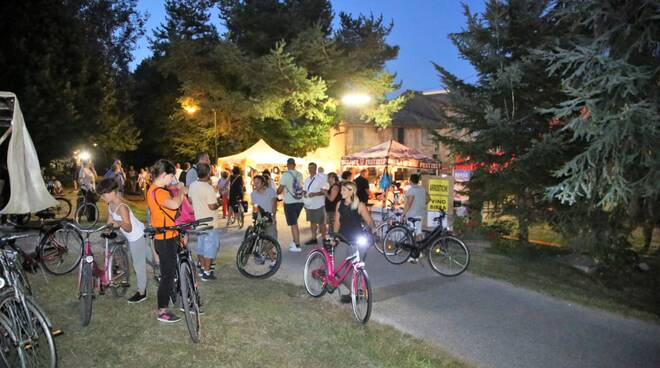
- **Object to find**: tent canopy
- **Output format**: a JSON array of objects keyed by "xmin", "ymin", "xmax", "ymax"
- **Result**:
[
  {"xmin": 341, "ymin": 140, "xmax": 441, "ymax": 170},
  {"xmin": 217, "ymin": 139, "xmax": 304, "ymax": 166},
  {"xmin": 0, "ymin": 92, "xmax": 57, "ymax": 214}
]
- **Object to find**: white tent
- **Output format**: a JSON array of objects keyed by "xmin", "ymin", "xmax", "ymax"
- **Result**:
[
  {"xmin": 217, "ymin": 139, "xmax": 304, "ymax": 165},
  {"xmin": 0, "ymin": 92, "xmax": 57, "ymax": 214}
]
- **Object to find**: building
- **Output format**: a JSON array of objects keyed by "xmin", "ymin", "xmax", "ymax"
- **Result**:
[{"xmin": 305, "ymin": 90, "xmax": 452, "ymax": 172}]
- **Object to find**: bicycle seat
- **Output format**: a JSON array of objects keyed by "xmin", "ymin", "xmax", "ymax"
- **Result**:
[
  {"xmin": 407, "ymin": 217, "xmax": 421, "ymax": 224},
  {"xmin": 100, "ymin": 232, "xmax": 118, "ymax": 240}
]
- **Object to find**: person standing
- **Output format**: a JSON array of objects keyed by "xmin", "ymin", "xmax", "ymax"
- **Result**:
[
  {"xmin": 188, "ymin": 163, "xmax": 221, "ymax": 281},
  {"xmin": 127, "ymin": 165, "xmax": 138, "ymax": 194},
  {"xmin": 323, "ymin": 172, "xmax": 341, "ymax": 234},
  {"xmin": 146, "ymin": 159, "xmax": 188, "ymax": 323},
  {"xmin": 175, "ymin": 163, "xmax": 183, "ymax": 181},
  {"xmin": 250, "ymin": 175, "xmax": 278, "ymax": 240},
  {"xmin": 302, "ymin": 162, "xmax": 326, "ymax": 245},
  {"xmin": 334, "ymin": 180, "xmax": 376, "ymax": 302},
  {"xmin": 218, "ymin": 171, "xmax": 230, "ymax": 219},
  {"xmin": 277, "ymin": 158, "xmax": 304, "ymax": 252},
  {"xmin": 78, "ymin": 160, "xmax": 97, "ymax": 220},
  {"xmin": 354, "ymin": 168, "xmax": 370, "ymax": 204},
  {"xmin": 97, "ymin": 178, "xmax": 152, "ymax": 304},
  {"xmin": 186, "ymin": 152, "xmax": 210, "ymax": 187},
  {"xmin": 401, "ymin": 173, "xmax": 429, "ymax": 262}
]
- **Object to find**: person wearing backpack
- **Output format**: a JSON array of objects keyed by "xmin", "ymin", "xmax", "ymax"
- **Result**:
[
  {"xmin": 277, "ymin": 158, "xmax": 304, "ymax": 252},
  {"xmin": 147, "ymin": 159, "xmax": 188, "ymax": 323}
]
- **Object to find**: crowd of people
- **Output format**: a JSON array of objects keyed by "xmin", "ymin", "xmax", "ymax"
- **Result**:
[{"xmin": 62, "ymin": 152, "xmax": 430, "ymax": 323}]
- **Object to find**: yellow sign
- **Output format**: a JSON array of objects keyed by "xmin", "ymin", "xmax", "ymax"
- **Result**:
[{"xmin": 427, "ymin": 178, "xmax": 450, "ymax": 212}]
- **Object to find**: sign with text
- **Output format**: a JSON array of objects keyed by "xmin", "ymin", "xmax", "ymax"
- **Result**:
[{"xmin": 427, "ymin": 177, "xmax": 451, "ymax": 227}]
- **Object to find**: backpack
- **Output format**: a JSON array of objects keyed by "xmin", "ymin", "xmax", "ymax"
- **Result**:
[
  {"xmin": 152, "ymin": 187, "xmax": 196, "ymax": 227},
  {"xmin": 285, "ymin": 171, "xmax": 303, "ymax": 200},
  {"xmin": 379, "ymin": 172, "xmax": 392, "ymax": 190}
]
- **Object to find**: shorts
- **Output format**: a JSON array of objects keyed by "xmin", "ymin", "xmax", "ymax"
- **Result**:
[
  {"xmin": 195, "ymin": 229, "xmax": 220, "ymax": 259},
  {"xmin": 407, "ymin": 216, "xmax": 423, "ymax": 235},
  {"xmin": 284, "ymin": 202, "xmax": 304, "ymax": 226},
  {"xmin": 305, "ymin": 206, "xmax": 325, "ymax": 224}
]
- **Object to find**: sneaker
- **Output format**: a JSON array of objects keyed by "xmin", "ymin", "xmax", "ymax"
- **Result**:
[
  {"xmin": 289, "ymin": 243, "xmax": 302, "ymax": 253},
  {"xmin": 407, "ymin": 257, "xmax": 419, "ymax": 264},
  {"xmin": 304, "ymin": 238, "xmax": 317, "ymax": 246},
  {"xmin": 157, "ymin": 310, "xmax": 181, "ymax": 323},
  {"xmin": 201, "ymin": 271, "xmax": 217, "ymax": 281},
  {"xmin": 127, "ymin": 292, "xmax": 146, "ymax": 304},
  {"xmin": 339, "ymin": 294, "xmax": 352, "ymax": 304}
]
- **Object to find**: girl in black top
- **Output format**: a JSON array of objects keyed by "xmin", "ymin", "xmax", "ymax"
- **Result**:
[
  {"xmin": 333, "ymin": 180, "xmax": 376, "ymax": 302},
  {"xmin": 228, "ymin": 166, "xmax": 245, "ymax": 220}
]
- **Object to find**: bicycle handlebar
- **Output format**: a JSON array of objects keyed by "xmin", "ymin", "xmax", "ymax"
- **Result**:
[
  {"xmin": 0, "ymin": 233, "xmax": 35, "ymax": 244},
  {"xmin": 144, "ymin": 217, "xmax": 213, "ymax": 235},
  {"xmin": 62, "ymin": 221, "xmax": 114, "ymax": 234}
]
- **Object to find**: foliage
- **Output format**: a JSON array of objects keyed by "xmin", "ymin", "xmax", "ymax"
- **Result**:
[
  {"xmin": 539, "ymin": 0, "xmax": 660, "ymax": 208},
  {"xmin": 432, "ymin": 0, "xmax": 571, "ymax": 243},
  {"xmin": 0, "ymin": 0, "xmax": 145, "ymax": 162}
]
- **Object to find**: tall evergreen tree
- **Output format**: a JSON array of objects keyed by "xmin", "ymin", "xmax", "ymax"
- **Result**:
[{"xmin": 433, "ymin": 0, "xmax": 570, "ymax": 243}]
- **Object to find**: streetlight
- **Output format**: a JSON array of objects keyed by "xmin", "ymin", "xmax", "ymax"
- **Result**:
[
  {"xmin": 80, "ymin": 151, "xmax": 91, "ymax": 162},
  {"xmin": 341, "ymin": 93, "xmax": 371, "ymax": 107},
  {"xmin": 183, "ymin": 101, "xmax": 217, "ymax": 161}
]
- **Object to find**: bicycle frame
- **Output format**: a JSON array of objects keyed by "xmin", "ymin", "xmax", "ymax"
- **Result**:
[{"xmin": 310, "ymin": 243, "xmax": 365, "ymax": 291}]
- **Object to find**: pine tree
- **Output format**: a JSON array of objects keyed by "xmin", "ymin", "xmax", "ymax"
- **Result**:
[{"xmin": 433, "ymin": 0, "xmax": 571, "ymax": 243}]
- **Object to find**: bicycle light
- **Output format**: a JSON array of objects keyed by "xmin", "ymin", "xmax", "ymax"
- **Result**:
[
  {"xmin": 0, "ymin": 277, "xmax": 5, "ymax": 289},
  {"xmin": 356, "ymin": 235, "xmax": 370, "ymax": 250}
]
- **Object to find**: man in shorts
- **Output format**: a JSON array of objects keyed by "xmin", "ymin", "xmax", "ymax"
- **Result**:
[
  {"xmin": 277, "ymin": 158, "xmax": 304, "ymax": 252},
  {"xmin": 401, "ymin": 173, "xmax": 429, "ymax": 262},
  {"xmin": 188, "ymin": 163, "xmax": 221, "ymax": 280},
  {"xmin": 302, "ymin": 162, "xmax": 326, "ymax": 245}
]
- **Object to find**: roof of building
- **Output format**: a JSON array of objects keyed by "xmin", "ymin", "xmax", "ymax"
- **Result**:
[{"xmin": 343, "ymin": 90, "xmax": 448, "ymax": 129}]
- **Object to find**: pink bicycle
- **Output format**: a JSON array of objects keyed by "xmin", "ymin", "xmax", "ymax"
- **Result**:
[
  {"xmin": 303, "ymin": 233, "xmax": 372, "ymax": 323},
  {"xmin": 64, "ymin": 222, "xmax": 130, "ymax": 326}
]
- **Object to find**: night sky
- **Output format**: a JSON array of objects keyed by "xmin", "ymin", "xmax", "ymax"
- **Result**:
[{"xmin": 132, "ymin": 0, "xmax": 487, "ymax": 96}]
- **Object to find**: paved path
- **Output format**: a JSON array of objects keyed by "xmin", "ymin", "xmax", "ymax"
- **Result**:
[{"xmin": 215, "ymin": 213, "xmax": 660, "ymax": 368}]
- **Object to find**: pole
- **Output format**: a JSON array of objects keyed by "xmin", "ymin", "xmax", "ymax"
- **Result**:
[{"xmin": 213, "ymin": 109, "xmax": 218, "ymax": 163}]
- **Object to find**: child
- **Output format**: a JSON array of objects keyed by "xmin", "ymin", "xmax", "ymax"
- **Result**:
[{"xmin": 97, "ymin": 177, "xmax": 153, "ymax": 304}]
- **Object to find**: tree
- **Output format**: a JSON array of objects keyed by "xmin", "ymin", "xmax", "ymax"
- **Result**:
[
  {"xmin": 0, "ymin": 0, "xmax": 145, "ymax": 162},
  {"xmin": 432, "ymin": 0, "xmax": 571, "ymax": 243},
  {"xmin": 539, "ymin": 0, "xmax": 660, "ymax": 208}
]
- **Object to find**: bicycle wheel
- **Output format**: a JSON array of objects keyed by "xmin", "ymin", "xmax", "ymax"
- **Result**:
[
  {"xmin": 74, "ymin": 203, "xmax": 99, "ymax": 229},
  {"xmin": 373, "ymin": 222, "xmax": 390, "ymax": 254},
  {"xmin": 80, "ymin": 262, "xmax": 94, "ymax": 327},
  {"xmin": 236, "ymin": 235, "xmax": 281, "ymax": 279},
  {"xmin": 351, "ymin": 269, "xmax": 372, "ymax": 324},
  {"xmin": 382, "ymin": 225, "xmax": 414, "ymax": 264},
  {"xmin": 52, "ymin": 197, "xmax": 72, "ymax": 220},
  {"xmin": 0, "ymin": 313, "xmax": 24, "ymax": 368},
  {"xmin": 428, "ymin": 236, "xmax": 470, "ymax": 277},
  {"xmin": 179, "ymin": 261, "xmax": 201, "ymax": 343},
  {"xmin": 303, "ymin": 250, "xmax": 327, "ymax": 297},
  {"xmin": 109, "ymin": 246, "xmax": 130, "ymax": 297},
  {"xmin": 39, "ymin": 224, "xmax": 84, "ymax": 275},
  {"xmin": 0, "ymin": 291, "xmax": 57, "ymax": 368}
]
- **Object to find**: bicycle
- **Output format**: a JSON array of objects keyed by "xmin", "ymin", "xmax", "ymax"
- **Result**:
[
  {"xmin": 144, "ymin": 217, "xmax": 213, "ymax": 343},
  {"xmin": 64, "ymin": 222, "xmax": 130, "ymax": 327},
  {"xmin": 373, "ymin": 204, "xmax": 403, "ymax": 254},
  {"xmin": 0, "ymin": 234, "xmax": 59, "ymax": 368},
  {"xmin": 74, "ymin": 189, "xmax": 99, "ymax": 229},
  {"xmin": 236, "ymin": 210, "xmax": 282, "ymax": 279},
  {"xmin": 7, "ymin": 197, "xmax": 72, "ymax": 227},
  {"xmin": 382, "ymin": 211, "xmax": 470, "ymax": 277},
  {"xmin": 303, "ymin": 233, "xmax": 372, "ymax": 324},
  {"xmin": 226, "ymin": 200, "xmax": 247, "ymax": 229}
]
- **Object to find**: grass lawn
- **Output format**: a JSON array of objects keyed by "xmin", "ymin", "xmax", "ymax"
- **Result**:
[
  {"xmin": 31, "ymin": 253, "xmax": 471, "ymax": 368},
  {"xmin": 467, "ymin": 241, "xmax": 660, "ymax": 321}
]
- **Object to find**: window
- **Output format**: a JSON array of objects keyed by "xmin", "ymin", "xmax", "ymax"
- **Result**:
[
  {"xmin": 353, "ymin": 127, "xmax": 363, "ymax": 146},
  {"xmin": 396, "ymin": 128, "xmax": 405, "ymax": 144}
]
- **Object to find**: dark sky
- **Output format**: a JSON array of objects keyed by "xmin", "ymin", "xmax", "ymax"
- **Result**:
[{"xmin": 132, "ymin": 0, "xmax": 487, "ymax": 96}]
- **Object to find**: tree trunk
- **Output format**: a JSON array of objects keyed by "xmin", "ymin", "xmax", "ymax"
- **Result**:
[{"xmin": 516, "ymin": 195, "xmax": 529, "ymax": 245}]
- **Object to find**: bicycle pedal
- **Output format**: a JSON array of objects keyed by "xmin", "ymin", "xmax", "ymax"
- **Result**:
[{"xmin": 52, "ymin": 329, "xmax": 64, "ymax": 337}]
